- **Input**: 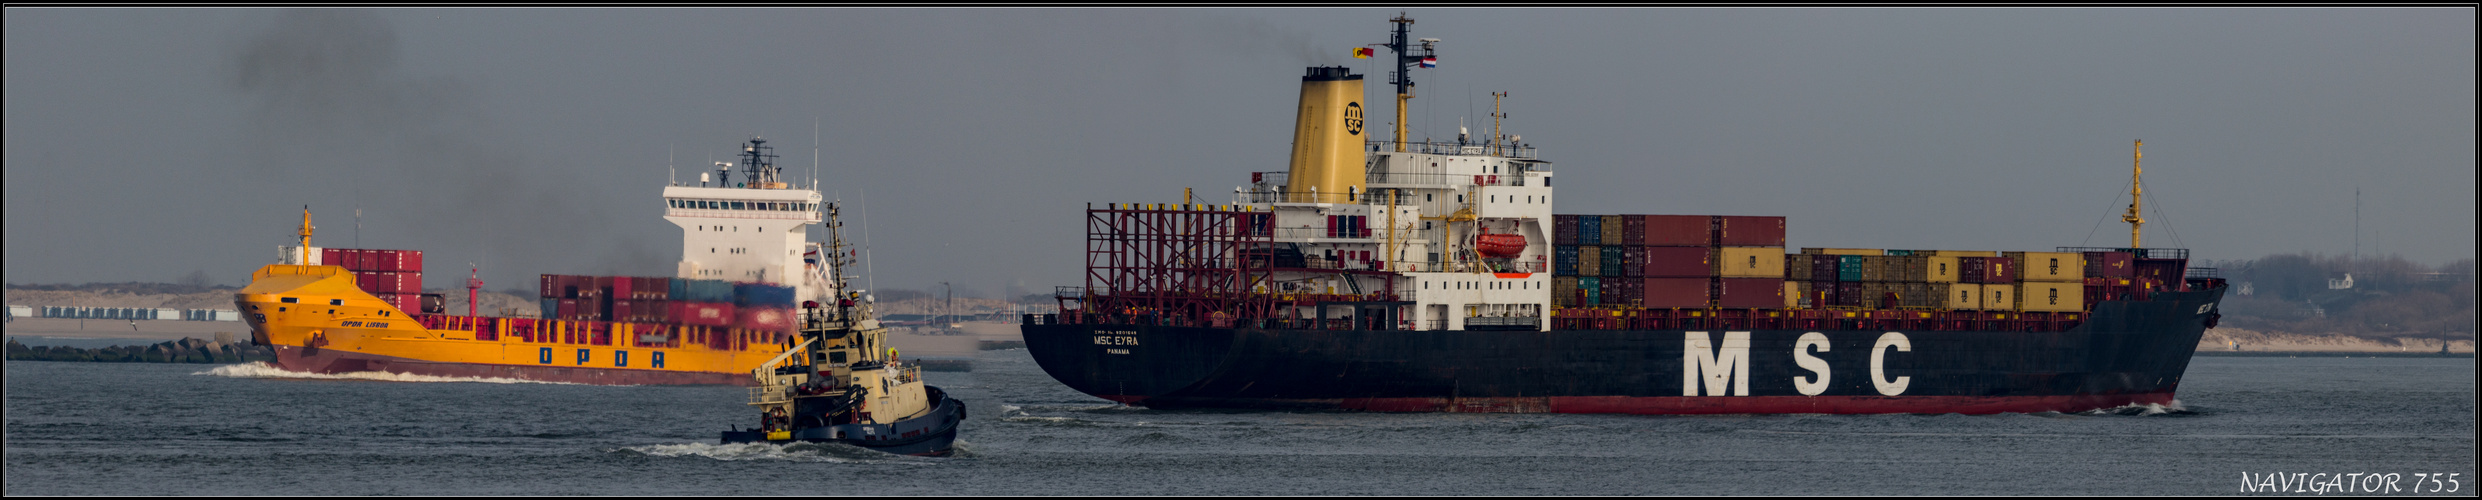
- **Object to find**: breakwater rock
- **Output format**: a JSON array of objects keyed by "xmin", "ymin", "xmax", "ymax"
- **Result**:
[{"xmin": 4, "ymin": 337, "xmax": 276, "ymax": 364}]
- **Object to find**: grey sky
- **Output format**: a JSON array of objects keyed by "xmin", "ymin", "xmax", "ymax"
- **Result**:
[{"xmin": 5, "ymin": 8, "xmax": 2473, "ymax": 297}]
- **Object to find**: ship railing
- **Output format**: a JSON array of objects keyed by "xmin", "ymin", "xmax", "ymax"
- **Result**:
[
  {"xmin": 663, "ymin": 208, "xmax": 823, "ymax": 222},
  {"xmin": 747, "ymin": 385, "xmax": 791, "ymax": 405},
  {"xmin": 1364, "ymin": 172, "xmax": 1528, "ymax": 187},
  {"xmin": 1364, "ymin": 140, "xmax": 1539, "ymax": 159},
  {"xmin": 1464, "ymin": 316, "xmax": 1542, "ymax": 329},
  {"xmin": 2055, "ymin": 246, "xmax": 2191, "ymax": 260},
  {"xmin": 2184, "ymin": 267, "xmax": 2221, "ymax": 278}
]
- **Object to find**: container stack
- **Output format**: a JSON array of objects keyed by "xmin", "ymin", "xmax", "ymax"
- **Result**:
[
  {"xmin": 2079, "ymin": 251, "xmax": 2141, "ymax": 304},
  {"xmin": 1554, "ymin": 214, "xmax": 1783, "ymax": 309},
  {"xmin": 2008, "ymin": 251, "xmax": 2086, "ymax": 312},
  {"xmin": 323, "ymin": 248, "xmax": 424, "ymax": 313},
  {"xmin": 537, "ymin": 275, "xmax": 795, "ymax": 332}
]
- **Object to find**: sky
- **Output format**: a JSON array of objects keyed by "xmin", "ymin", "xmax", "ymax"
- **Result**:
[{"xmin": 4, "ymin": 7, "xmax": 2474, "ymax": 297}]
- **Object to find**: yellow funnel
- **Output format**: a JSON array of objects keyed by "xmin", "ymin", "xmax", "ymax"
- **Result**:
[{"xmin": 1285, "ymin": 66, "xmax": 1367, "ymax": 203}]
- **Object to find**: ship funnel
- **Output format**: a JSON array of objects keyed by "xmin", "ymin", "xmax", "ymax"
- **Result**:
[{"xmin": 1285, "ymin": 66, "xmax": 1367, "ymax": 203}]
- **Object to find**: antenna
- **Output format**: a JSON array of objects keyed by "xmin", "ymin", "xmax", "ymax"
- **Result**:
[
  {"xmin": 859, "ymin": 191, "xmax": 876, "ymax": 294},
  {"xmin": 813, "ymin": 117, "xmax": 822, "ymax": 191},
  {"xmin": 669, "ymin": 144, "xmax": 676, "ymax": 186},
  {"xmin": 1383, "ymin": 13, "xmax": 1435, "ymax": 152}
]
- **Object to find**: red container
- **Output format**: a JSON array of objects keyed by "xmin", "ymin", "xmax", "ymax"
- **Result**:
[
  {"xmin": 610, "ymin": 277, "xmax": 635, "ymax": 302},
  {"xmin": 1641, "ymin": 277, "xmax": 1711, "ymax": 308},
  {"xmin": 1643, "ymin": 246, "xmax": 1714, "ymax": 277},
  {"xmin": 371, "ymin": 251, "xmax": 399, "ymax": 274},
  {"xmin": 1640, "ymin": 215, "xmax": 1711, "ymax": 247},
  {"xmin": 1715, "ymin": 278, "xmax": 1784, "ymax": 309},
  {"xmin": 609, "ymin": 299, "xmax": 631, "ymax": 322},
  {"xmin": 640, "ymin": 278, "xmax": 669, "ymax": 300},
  {"xmin": 1960, "ymin": 257, "xmax": 2020, "ymax": 283},
  {"xmin": 591, "ymin": 276, "xmax": 614, "ymax": 298},
  {"xmin": 1809, "ymin": 254, "xmax": 1842, "ymax": 282},
  {"xmin": 2082, "ymin": 252, "xmax": 2135, "ymax": 278},
  {"xmin": 680, "ymin": 302, "xmax": 737, "ymax": 327},
  {"xmin": 665, "ymin": 300, "xmax": 686, "ymax": 325},
  {"xmin": 2133, "ymin": 259, "xmax": 2183, "ymax": 283},
  {"xmin": 321, "ymin": 248, "xmax": 341, "ymax": 267},
  {"xmin": 1554, "ymin": 215, "xmax": 1580, "ymax": 246},
  {"xmin": 737, "ymin": 306, "xmax": 795, "ymax": 332},
  {"xmin": 1836, "ymin": 282, "xmax": 1866, "ymax": 307},
  {"xmin": 400, "ymin": 250, "xmax": 423, "ymax": 273},
  {"xmin": 1714, "ymin": 216, "xmax": 1786, "ymax": 247},
  {"xmin": 1622, "ymin": 215, "xmax": 1646, "ymax": 246},
  {"xmin": 540, "ymin": 275, "xmax": 559, "ymax": 298}
]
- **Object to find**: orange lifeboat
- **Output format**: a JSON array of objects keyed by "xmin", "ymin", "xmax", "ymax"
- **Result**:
[{"xmin": 1476, "ymin": 230, "xmax": 1527, "ymax": 259}]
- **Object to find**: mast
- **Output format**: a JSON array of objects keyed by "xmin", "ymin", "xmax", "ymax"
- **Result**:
[
  {"xmin": 297, "ymin": 206, "xmax": 315, "ymax": 264},
  {"xmin": 1384, "ymin": 14, "xmax": 1436, "ymax": 153},
  {"xmin": 1489, "ymin": 92, "xmax": 1507, "ymax": 157},
  {"xmin": 2120, "ymin": 140, "xmax": 2145, "ymax": 247}
]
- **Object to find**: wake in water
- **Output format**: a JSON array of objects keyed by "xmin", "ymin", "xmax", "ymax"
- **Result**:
[
  {"xmin": 2084, "ymin": 400, "xmax": 2194, "ymax": 416},
  {"xmin": 610, "ymin": 442, "xmax": 940, "ymax": 464},
  {"xmin": 193, "ymin": 361, "xmax": 591, "ymax": 385}
]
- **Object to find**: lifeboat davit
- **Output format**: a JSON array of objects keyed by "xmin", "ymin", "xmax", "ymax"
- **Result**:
[{"xmin": 1476, "ymin": 230, "xmax": 1527, "ymax": 259}]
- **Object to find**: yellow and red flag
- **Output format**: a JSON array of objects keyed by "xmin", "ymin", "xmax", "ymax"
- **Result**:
[{"xmin": 1352, "ymin": 47, "xmax": 1374, "ymax": 59}]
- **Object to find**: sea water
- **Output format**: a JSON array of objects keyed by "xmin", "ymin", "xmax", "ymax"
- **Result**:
[{"xmin": 5, "ymin": 350, "xmax": 2472, "ymax": 495}]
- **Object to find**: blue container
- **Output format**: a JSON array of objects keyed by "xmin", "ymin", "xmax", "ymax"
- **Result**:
[
  {"xmin": 1577, "ymin": 216, "xmax": 1603, "ymax": 245},
  {"xmin": 540, "ymin": 298, "xmax": 560, "ymax": 319},
  {"xmin": 1554, "ymin": 245, "xmax": 1580, "ymax": 276},
  {"xmin": 732, "ymin": 282, "xmax": 796, "ymax": 307},
  {"xmin": 669, "ymin": 279, "xmax": 689, "ymax": 301},
  {"xmin": 1839, "ymin": 255, "xmax": 1868, "ymax": 282},
  {"xmin": 1601, "ymin": 246, "xmax": 1624, "ymax": 277}
]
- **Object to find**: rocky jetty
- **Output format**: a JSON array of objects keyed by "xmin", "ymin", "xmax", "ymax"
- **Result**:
[{"xmin": 4, "ymin": 337, "xmax": 275, "ymax": 364}]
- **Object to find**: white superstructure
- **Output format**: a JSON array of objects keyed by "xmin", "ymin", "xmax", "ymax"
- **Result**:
[{"xmin": 662, "ymin": 138, "xmax": 834, "ymax": 304}]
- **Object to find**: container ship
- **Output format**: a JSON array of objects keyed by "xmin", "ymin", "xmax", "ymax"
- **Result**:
[
  {"xmin": 236, "ymin": 138, "xmax": 857, "ymax": 385},
  {"xmin": 1020, "ymin": 16, "xmax": 2228, "ymax": 414}
]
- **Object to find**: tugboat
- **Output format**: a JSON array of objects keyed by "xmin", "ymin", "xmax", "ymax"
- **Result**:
[{"xmin": 719, "ymin": 203, "xmax": 964, "ymax": 456}]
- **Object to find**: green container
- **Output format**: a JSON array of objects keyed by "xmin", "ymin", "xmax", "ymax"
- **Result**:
[{"xmin": 1839, "ymin": 255, "xmax": 1868, "ymax": 282}]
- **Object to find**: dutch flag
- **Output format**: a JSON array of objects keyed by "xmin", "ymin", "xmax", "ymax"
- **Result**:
[{"xmin": 1419, "ymin": 56, "xmax": 1437, "ymax": 68}]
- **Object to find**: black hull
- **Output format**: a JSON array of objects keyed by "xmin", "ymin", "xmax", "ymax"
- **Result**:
[
  {"xmin": 1024, "ymin": 289, "xmax": 2223, "ymax": 414},
  {"xmin": 720, "ymin": 386, "xmax": 966, "ymax": 457}
]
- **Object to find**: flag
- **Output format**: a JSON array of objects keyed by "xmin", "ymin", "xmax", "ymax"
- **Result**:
[
  {"xmin": 1419, "ymin": 56, "xmax": 1437, "ymax": 68},
  {"xmin": 1352, "ymin": 47, "xmax": 1373, "ymax": 59}
]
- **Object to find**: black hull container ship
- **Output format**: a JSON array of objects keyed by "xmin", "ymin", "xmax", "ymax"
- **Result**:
[{"xmin": 1022, "ymin": 16, "xmax": 2226, "ymax": 415}]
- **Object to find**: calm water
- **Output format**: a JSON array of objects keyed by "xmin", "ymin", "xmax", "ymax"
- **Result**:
[{"xmin": 5, "ymin": 350, "xmax": 2472, "ymax": 495}]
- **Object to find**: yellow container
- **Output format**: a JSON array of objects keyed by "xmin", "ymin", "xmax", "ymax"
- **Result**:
[
  {"xmin": 2008, "ymin": 251, "xmax": 2085, "ymax": 282},
  {"xmin": 1982, "ymin": 284, "xmax": 2015, "ymax": 311},
  {"xmin": 2017, "ymin": 281, "xmax": 2084, "ymax": 312},
  {"xmin": 1802, "ymin": 248, "xmax": 1881, "ymax": 256},
  {"xmin": 1932, "ymin": 250, "xmax": 1997, "ymax": 257},
  {"xmin": 1938, "ymin": 283, "xmax": 1982, "ymax": 310},
  {"xmin": 1924, "ymin": 256, "xmax": 1960, "ymax": 283},
  {"xmin": 1714, "ymin": 247, "xmax": 1787, "ymax": 278},
  {"xmin": 1784, "ymin": 281, "xmax": 1804, "ymax": 309}
]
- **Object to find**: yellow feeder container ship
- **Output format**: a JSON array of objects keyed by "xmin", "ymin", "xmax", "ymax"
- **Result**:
[{"xmin": 236, "ymin": 137, "xmax": 853, "ymax": 385}]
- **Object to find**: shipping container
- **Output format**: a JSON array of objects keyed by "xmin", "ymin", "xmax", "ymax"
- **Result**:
[
  {"xmin": 1938, "ymin": 283, "xmax": 1982, "ymax": 310},
  {"xmin": 611, "ymin": 299, "xmax": 635, "ymax": 322},
  {"xmin": 541, "ymin": 298, "xmax": 560, "ymax": 318},
  {"xmin": 1619, "ymin": 277, "xmax": 1644, "ymax": 305},
  {"xmin": 1577, "ymin": 277, "xmax": 1602, "ymax": 305},
  {"xmin": 1552, "ymin": 276, "xmax": 1579, "ymax": 306},
  {"xmin": 1959, "ymin": 256, "xmax": 2019, "ymax": 284},
  {"xmin": 2133, "ymin": 258, "xmax": 2183, "ymax": 282},
  {"xmin": 1783, "ymin": 281, "xmax": 1805, "ymax": 309},
  {"xmin": 638, "ymin": 277, "xmax": 670, "ymax": 300},
  {"xmin": 539, "ymin": 275, "xmax": 558, "ymax": 298},
  {"xmin": 1621, "ymin": 214, "xmax": 1647, "ymax": 246},
  {"xmin": 1802, "ymin": 248, "xmax": 1882, "ymax": 256},
  {"xmin": 1601, "ymin": 277, "xmax": 1625, "ymax": 306},
  {"xmin": 322, "ymin": 248, "xmax": 342, "ymax": 269},
  {"xmin": 1576, "ymin": 246, "xmax": 1603, "ymax": 277},
  {"xmin": 1641, "ymin": 247, "xmax": 1711, "ymax": 277},
  {"xmin": 2007, "ymin": 252, "xmax": 2084, "ymax": 282},
  {"xmin": 401, "ymin": 250, "xmax": 424, "ymax": 273},
  {"xmin": 591, "ymin": 276, "xmax": 614, "ymax": 298},
  {"xmin": 2083, "ymin": 251, "xmax": 2136, "ymax": 278},
  {"xmin": 1600, "ymin": 215, "xmax": 1625, "ymax": 245},
  {"xmin": 1715, "ymin": 278, "xmax": 1783, "ymax": 309},
  {"xmin": 1554, "ymin": 245, "xmax": 1580, "ymax": 276},
  {"xmin": 1714, "ymin": 216, "xmax": 1787, "ymax": 247},
  {"xmin": 373, "ymin": 250, "xmax": 401, "ymax": 274},
  {"xmin": 1932, "ymin": 250, "xmax": 1997, "ymax": 257},
  {"xmin": 737, "ymin": 306, "xmax": 796, "ymax": 332},
  {"xmin": 1982, "ymin": 284, "xmax": 2015, "ymax": 311},
  {"xmin": 680, "ymin": 300, "xmax": 734, "ymax": 328},
  {"xmin": 2017, "ymin": 282, "xmax": 2084, "ymax": 312},
  {"xmin": 1837, "ymin": 255, "xmax": 1867, "ymax": 282},
  {"xmin": 1786, "ymin": 254, "xmax": 1811, "ymax": 281},
  {"xmin": 734, "ymin": 282, "xmax": 797, "ymax": 307},
  {"xmin": 1576, "ymin": 216, "xmax": 1603, "ymax": 245},
  {"xmin": 1713, "ymin": 247, "xmax": 1787, "ymax": 278},
  {"xmin": 1621, "ymin": 246, "xmax": 1645, "ymax": 277},
  {"xmin": 1641, "ymin": 277, "xmax": 1708, "ymax": 308},
  {"xmin": 1600, "ymin": 246, "xmax": 1624, "ymax": 278},
  {"xmin": 1640, "ymin": 215, "xmax": 1711, "ymax": 247},
  {"xmin": 1553, "ymin": 215, "xmax": 1580, "ymax": 246},
  {"xmin": 1836, "ymin": 282, "xmax": 1866, "ymax": 308},
  {"xmin": 1923, "ymin": 256, "xmax": 1960, "ymax": 283}
]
